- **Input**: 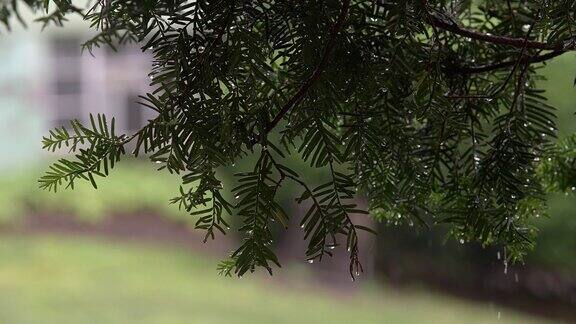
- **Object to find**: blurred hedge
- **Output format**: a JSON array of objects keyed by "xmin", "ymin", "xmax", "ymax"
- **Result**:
[{"xmin": 0, "ymin": 160, "xmax": 191, "ymax": 224}]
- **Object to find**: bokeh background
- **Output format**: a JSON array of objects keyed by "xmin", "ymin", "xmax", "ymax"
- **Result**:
[{"xmin": 0, "ymin": 11, "xmax": 575, "ymax": 324}]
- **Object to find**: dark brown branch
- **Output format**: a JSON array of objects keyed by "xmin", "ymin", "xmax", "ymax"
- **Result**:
[
  {"xmin": 446, "ymin": 6, "xmax": 559, "ymax": 101},
  {"xmin": 456, "ymin": 50, "xmax": 566, "ymax": 74},
  {"xmin": 265, "ymin": 0, "xmax": 351, "ymax": 134},
  {"xmin": 428, "ymin": 13, "xmax": 564, "ymax": 51},
  {"xmin": 446, "ymin": 11, "xmax": 537, "ymax": 99}
]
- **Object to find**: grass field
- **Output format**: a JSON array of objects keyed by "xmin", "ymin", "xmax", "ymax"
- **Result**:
[{"xmin": 0, "ymin": 235, "xmax": 548, "ymax": 324}]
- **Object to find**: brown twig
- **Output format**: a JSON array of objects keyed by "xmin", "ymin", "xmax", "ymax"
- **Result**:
[
  {"xmin": 428, "ymin": 13, "xmax": 564, "ymax": 50},
  {"xmin": 265, "ymin": 0, "xmax": 351, "ymax": 134},
  {"xmin": 446, "ymin": 5, "xmax": 545, "ymax": 100},
  {"xmin": 455, "ymin": 50, "xmax": 566, "ymax": 74},
  {"xmin": 421, "ymin": 0, "xmax": 568, "ymax": 74}
]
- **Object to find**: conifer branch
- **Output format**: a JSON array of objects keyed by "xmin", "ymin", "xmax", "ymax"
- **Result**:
[
  {"xmin": 17, "ymin": 0, "xmax": 576, "ymax": 275},
  {"xmin": 265, "ymin": 0, "xmax": 351, "ymax": 134}
]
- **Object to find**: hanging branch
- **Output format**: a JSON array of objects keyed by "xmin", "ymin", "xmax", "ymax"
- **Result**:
[{"xmin": 28, "ymin": 0, "xmax": 576, "ymax": 276}]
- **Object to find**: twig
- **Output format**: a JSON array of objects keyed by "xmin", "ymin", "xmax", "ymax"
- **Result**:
[
  {"xmin": 455, "ymin": 50, "xmax": 566, "ymax": 74},
  {"xmin": 446, "ymin": 7, "xmax": 544, "ymax": 100},
  {"xmin": 428, "ymin": 13, "xmax": 564, "ymax": 50}
]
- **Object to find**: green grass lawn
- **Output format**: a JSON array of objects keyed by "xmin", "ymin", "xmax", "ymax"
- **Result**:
[{"xmin": 0, "ymin": 235, "xmax": 547, "ymax": 324}]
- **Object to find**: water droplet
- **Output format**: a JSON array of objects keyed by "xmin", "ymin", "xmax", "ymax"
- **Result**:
[
  {"xmin": 522, "ymin": 24, "xmax": 531, "ymax": 32},
  {"xmin": 307, "ymin": 259, "xmax": 314, "ymax": 264}
]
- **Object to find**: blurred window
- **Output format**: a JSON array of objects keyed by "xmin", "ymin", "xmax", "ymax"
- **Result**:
[
  {"xmin": 54, "ymin": 80, "xmax": 81, "ymax": 95},
  {"xmin": 125, "ymin": 94, "xmax": 143, "ymax": 131},
  {"xmin": 50, "ymin": 37, "xmax": 82, "ymax": 126},
  {"xmin": 53, "ymin": 37, "xmax": 81, "ymax": 57}
]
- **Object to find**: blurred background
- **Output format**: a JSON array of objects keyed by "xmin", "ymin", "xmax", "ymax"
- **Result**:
[{"xmin": 0, "ymin": 13, "xmax": 575, "ymax": 324}]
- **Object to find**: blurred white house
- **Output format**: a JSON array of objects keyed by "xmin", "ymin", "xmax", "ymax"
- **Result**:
[{"xmin": 0, "ymin": 14, "xmax": 152, "ymax": 169}]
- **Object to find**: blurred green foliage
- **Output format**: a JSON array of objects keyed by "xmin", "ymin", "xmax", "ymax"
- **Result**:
[
  {"xmin": 0, "ymin": 160, "xmax": 189, "ymax": 224},
  {"xmin": 528, "ymin": 54, "xmax": 576, "ymax": 271},
  {"xmin": 540, "ymin": 54, "xmax": 576, "ymax": 137},
  {"xmin": 529, "ymin": 194, "xmax": 576, "ymax": 271},
  {"xmin": 0, "ymin": 235, "xmax": 543, "ymax": 324}
]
